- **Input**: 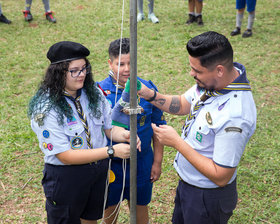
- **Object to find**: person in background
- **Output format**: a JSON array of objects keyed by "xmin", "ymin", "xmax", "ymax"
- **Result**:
[
  {"xmin": 23, "ymin": 0, "xmax": 56, "ymax": 23},
  {"xmin": 186, "ymin": 0, "xmax": 204, "ymax": 26},
  {"xmin": 28, "ymin": 41, "xmax": 140, "ymax": 224},
  {"xmin": 138, "ymin": 31, "xmax": 257, "ymax": 223},
  {"xmin": 98, "ymin": 38, "xmax": 166, "ymax": 224},
  {"xmin": 137, "ymin": 0, "xmax": 159, "ymax": 23},
  {"xmin": 0, "ymin": 3, "xmax": 11, "ymax": 24},
  {"xmin": 230, "ymin": 0, "xmax": 257, "ymax": 38}
]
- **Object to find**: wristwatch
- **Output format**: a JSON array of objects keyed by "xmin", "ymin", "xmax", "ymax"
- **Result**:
[{"xmin": 107, "ymin": 145, "xmax": 114, "ymax": 159}]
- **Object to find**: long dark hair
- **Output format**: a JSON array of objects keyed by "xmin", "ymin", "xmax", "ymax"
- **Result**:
[{"xmin": 28, "ymin": 58, "xmax": 102, "ymax": 125}]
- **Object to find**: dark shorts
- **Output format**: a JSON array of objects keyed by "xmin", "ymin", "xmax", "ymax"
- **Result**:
[
  {"xmin": 42, "ymin": 160, "xmax": 108, "ymax": 224},
  {"xmin": 106, "ymin": 155, "xmax": 153, "ymax": 206},
  {"xmin": 107, "ymin": 178, "xmax": 153, "ymax": 206},
  {"xmin": 172, "ymin": 179, "xmax": 238, "ymax": 224}
]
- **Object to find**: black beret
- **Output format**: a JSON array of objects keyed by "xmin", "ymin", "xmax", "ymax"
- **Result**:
[{"xmin": 47, "ymin": 41, "xmax": 90, "ymax": 64}]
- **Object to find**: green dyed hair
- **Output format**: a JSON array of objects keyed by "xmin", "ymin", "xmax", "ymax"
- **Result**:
[{"xmin": 28, "ymin": 59, "xmax": 102, "ymax": 126}]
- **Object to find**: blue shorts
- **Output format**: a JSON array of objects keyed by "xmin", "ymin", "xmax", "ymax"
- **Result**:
[
  {"xmin": 236, "ymin": 0, "xmax": 257, "ymax": 12},
  {"xmin": 107, "ymin": 177, "xmax": 153, "ymax": 206},
  {"xmin": 106, "ymin": 153, "xmax": 153, "ymax": 206},
  {"xmin": 172, "ymin": 179, "xmax": 238, "ymax": 224},
  {"xmin": 42, "ymin": 160, "xmax": 108, "ymax": 224}
]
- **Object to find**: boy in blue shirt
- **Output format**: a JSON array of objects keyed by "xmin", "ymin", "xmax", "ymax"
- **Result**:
[{"xmin": 98, "ymin": 38, "xmax": 166, "ymax": 224}]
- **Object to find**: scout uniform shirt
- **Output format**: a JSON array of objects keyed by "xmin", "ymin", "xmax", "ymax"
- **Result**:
[
  {"xmin": 31, "ymin": 88, "xmax": 112, "ymax": 165},
  {"xmin": 174, "ymin": 62, "xmax": 257, "ymax": 188},
  {"xmin": 98, "ymin": 73, "xmax": 166, "ymax": 185}
]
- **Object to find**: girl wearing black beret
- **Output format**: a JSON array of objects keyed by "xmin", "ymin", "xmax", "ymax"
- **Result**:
[{"xmin": 28, "ymin": 41, "xmax": 140, "ymax": 223}]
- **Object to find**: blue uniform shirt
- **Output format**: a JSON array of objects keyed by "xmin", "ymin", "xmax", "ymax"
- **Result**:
[
  {"xmin": 98, "ymin": 74, "xmax": 166, "ymax": 157},
  {"xmin": 31, "ymin": 88, "xmax": 112, "ymax": 165},
  {"xmin": 174, "ymin": 62, "xmax": 257, "ymax": 188},
  {"xmin": 98, "ymin": 73, "xmax": 166, "ymax": 185}
]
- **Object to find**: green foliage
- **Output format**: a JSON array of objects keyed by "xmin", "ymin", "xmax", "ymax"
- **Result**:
[{"xmin": 0, "ymin": 0, "xmax": 279, "ymax": 223}]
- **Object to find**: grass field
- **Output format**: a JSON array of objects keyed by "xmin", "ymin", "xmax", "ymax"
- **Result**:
[{"xmin": 0, "ymin": 0, "xmax": 279, "ymax": 223}]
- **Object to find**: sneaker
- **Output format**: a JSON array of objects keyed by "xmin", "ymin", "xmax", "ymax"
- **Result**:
[
  {"xmin": 242, "ymin": 29, "xmax": 252, "ymax": 38},
  {"xmin": 230, "ymin": 27, "xmax": 241, "ymax": 36},
  {"xmin": 45, "ymin": 11, "xmax": 56, "ymax": 23},
  {"xmin": 186, "ymin": 14, "xmax": 196, "ymax": 25},
  {"xmin": 137, "ymin": 13, "xmax": 145, "ymax": 22},
  {"xmin": 23, "ymin": 10, "xmax": 33, "ymax": 22},
  {"xmin": 196, "ymin": 15, "xmax": 204, "ymax": 26},
  {"xmin": 0, "ymin": 14, "xmax": 11, "ymax": 24},
  {"xmin": 148, "ymin": 13, "xmax": 159, "ymax": 24}
]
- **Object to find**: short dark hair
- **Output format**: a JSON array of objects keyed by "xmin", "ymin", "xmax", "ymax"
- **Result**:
[
  {"xmin": 108, "ymin": 38, "xmax": 130, "ymax": 60},
  {"xmin": 186, "ymin": 31, "xmax": 233, "ymax": 70}
]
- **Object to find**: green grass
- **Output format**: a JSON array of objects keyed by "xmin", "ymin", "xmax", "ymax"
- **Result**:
[{"xmin": 0, "ymin": 0, "xmax": 279, "ymax": 223}]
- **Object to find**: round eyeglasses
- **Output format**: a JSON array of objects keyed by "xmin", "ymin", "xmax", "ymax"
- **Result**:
[{"xmin": 68, "ymin": 65, "xmax": 91, "ymax": 78}]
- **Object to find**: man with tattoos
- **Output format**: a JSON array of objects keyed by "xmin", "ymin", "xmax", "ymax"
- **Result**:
[{"xmin": 138, "ymin": 31, "xmax": 257, "ymax": 223}]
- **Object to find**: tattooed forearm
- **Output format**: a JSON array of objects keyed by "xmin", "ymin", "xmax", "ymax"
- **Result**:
[
  {"xmin": 154, "ymin": 98, "xmax": 166, "ymax": 106},
  {"xmin": 169, "ymin": 96, "xmax": 180, "ymax": 114}
]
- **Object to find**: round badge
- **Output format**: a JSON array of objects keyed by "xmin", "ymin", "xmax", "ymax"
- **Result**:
[
  {"xmin": 71, "ymin": 136, "xmax": 84, "ymax": 149},
  {"xmin": 109, "ymin": 170, "xmax": 116, "ymax": 183},
  {"xmin": 47, "ymin": 143, "xmax": 53, "ymax": 151},
  {"xmin": 42, "ymin": 130, "xmax": 50, "ymax": 138},
  {"xmin": 42, "ymin": 142, "xmax": 48, "ymax": 149}
]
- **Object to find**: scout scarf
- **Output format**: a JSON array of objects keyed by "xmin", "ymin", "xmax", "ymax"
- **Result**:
[
  {"xmin": 182, "ymin": 63, "xmax": 251, "ymax": 138},
  {"xmin": 64, "ymin": 89, "xmax": 93, "ymax": 149}
]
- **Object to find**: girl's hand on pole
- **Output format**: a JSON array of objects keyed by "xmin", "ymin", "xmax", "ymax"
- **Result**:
[{"xmin": 122, "ymin": 130, "xmax": 141, "ymax": 152}]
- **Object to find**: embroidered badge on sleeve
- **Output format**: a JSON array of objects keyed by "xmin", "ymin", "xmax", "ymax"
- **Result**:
[{"xmin": 225, "ymin": 127, "xmax": 242, "ymax": 133}]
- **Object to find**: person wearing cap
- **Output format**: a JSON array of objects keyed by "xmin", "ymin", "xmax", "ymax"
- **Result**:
[{"xmin": 28, "ymin": 41, "xmax": 140, "ymax": 224}]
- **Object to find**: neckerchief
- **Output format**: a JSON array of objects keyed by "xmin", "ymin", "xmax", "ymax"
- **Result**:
[
  {"xmin": 64, "ymin": 89, "xmax": 93, "ymax": 149},
  {"xmin": 182, "ymin": 63, "xmax": 251, "ymax": 138}
]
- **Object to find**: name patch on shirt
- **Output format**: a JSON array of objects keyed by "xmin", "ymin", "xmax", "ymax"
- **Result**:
[{"xmin": 225, "ymin": 127, "xmax": 242, "ymax": 133}]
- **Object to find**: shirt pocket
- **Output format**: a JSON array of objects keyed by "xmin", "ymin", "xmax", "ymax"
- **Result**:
[
  {"xmin": 138, "ymin": 101, "xmax": 152, "ymax": 127},
  {"xmin": 64, "ymin": 125, "xmax": 85, "ymax": 149},
  {"xmin": 194, "ymin": 125, "xmax": 214, "ymax": 149},
  {"xmin": 90, "ymin": 116, "xmax": 106, "ymax": 139}
]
